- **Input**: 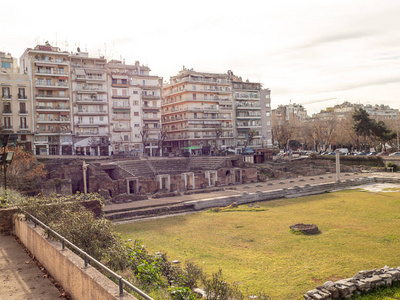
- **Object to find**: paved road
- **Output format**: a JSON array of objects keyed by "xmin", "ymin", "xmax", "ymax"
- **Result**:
[{"xmin": 0, "ymin": 235, "xmax": 62, "ymax": 300}]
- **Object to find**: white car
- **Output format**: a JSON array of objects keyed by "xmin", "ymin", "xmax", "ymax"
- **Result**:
[{"xmin": 389, "ymin": 152, "xmax": 400, "ymax": 156}]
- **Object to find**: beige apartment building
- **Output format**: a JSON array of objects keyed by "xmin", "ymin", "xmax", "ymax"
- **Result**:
[
  {"xmin": 20, "ymin": 43, "xmax": 72, "ymax": 155},
  {"xmin": 229, "ymin": 71, "xmax": 272, "ymax": 149},
  {"xmin": 0, "ymin": 51, "xmax": 34, "ymax": 150},
  {"xmin": 162, "ymin": 68, "xmax": 234, "ymax": 155},
  {"xmin": 106, "ymin": 60, "xmax": 162, "ymax": 156},
  {"xmin": 70, "ymin": 51, "xmax": 110, "ymax": 156}
]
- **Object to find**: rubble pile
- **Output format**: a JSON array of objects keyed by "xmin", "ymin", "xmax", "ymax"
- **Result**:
[{"xmin": 304, "ymin": 266, "xmax": 400, "ymax": 299}]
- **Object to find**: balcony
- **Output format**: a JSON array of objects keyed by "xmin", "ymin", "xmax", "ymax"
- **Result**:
[
  {"xmin": 142, "ymin": 94, "xmax": 160, "ymax": 99},
  {"xmin": 35, "ymin": 81, "xmax": 68, "ymax": 89},
  {"xmin": 113, "ymin": 127, "xmax": 131, "ymax": 132},
  {"xmin": 18, "ymin": 94, "xmax": 28, "ymax": 100},
  {"xmin": 143, "ymin": 105, "xmax": 160, "ymax": 111},
  {"xmin": 35, "ymin": 70, "xmax": 69, "ymax": 77},
  {"xmin": 36, "ymin": 105, "xmax": 70, "ymax": 112},
  {"xmin": 2, "ymin": 109, "xmax": 12, "ymax": 114},
  {"xmin": 2, "ymin": 94, "xmax": 12, "ymax": 100},
  {"xmin": 111, "ymin": 94, "xmax": 130, "ymax": 99},
  {"xmin": 77, "ymin": 110, "xmax": 108, "ymax": 115},
  {"xmin": 76, "ymin": 97, "xmax": 107, "ymax": 103},
  {"xmin": 19, "ymin": 110, "xmax": 28, "ymax": 115},
  {"xmin": 36, "ymin": 94, "xmax": 69, "ymax": 101},
  {"xmin": 34, "ymin": 58, "xmax": 68, "ymax": 65},
  {"xmin": 76, "ymin": 86, "xmax": 105, "ymax": 93},
  {"xmin": 36, "ymin": 118, "xmax": 71, "ymax": 124}
]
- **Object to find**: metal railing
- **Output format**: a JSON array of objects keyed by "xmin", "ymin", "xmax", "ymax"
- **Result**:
[{"xmin": 26, "ymin": 212, "xmax": 154, "ymax": 300}]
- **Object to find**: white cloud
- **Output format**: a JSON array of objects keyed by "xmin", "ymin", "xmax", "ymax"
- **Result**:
[{"xmin": 1, "ymin": 0, "xmax": 399, "ymax": 114}]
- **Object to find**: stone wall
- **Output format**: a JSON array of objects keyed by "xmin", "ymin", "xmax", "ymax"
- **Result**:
[
  {"xmin": 0, "ymin": 207, "xmax": 17, "ymax": 235},
  {"xmin": 304, "ymin": 266, "xmax": 400, "ymax": 299}
]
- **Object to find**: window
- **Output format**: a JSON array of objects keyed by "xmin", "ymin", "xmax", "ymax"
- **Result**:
[
  {"xmin": 58, "ymin": 68, "xmax": 64, "ymax": 74},
  {"xmin": 20, "ymin": 135, "xmax": 27, "ymax": 141},
  {"xmin": 19, "ymin": 102, "xmax": 27, "ymax": 113},
  {"xmin": 204, "ymin": 94, "xmax": 207, "ymax": 100},
  {"xmin": 89, "ymin": 117, "xmax": 94, "ymax": 124},
  {"xmin": 193, "ymin": 94, "xmax": 196, "ymax": 100},
  {"xmin": 192, "ymin": 85, "xmax": 196, "ymax": 90},
  {"xmin": 2, "ymin": 87, "xmax": 10, "ymax": 97},
  {"xmin": 18, "ymin": 88, "xmax": 26, "ymax": 99},
  {"xmin": 4, "ymin": 117, "xmax": 11, "ymax": 128},
  {"xmin": 133, "ymin": 90, "xmax": 138, "ymax": 94},
  {"xmin": 46, "ymin": 79, "xmax": 52, "ymax": 85},
  {"xmin": 1, "ymin": 62, "xmax": 11, "ymax": 68},
  {"xmin": 124, "ymin": 135, "xmax": 129, "ymax": 141},
  {"xmin": 142, "ymin": 80, "xmax": 145, "ymax": 85},
  {"xmin": 20, "ymin": 117, "xmax": 27, "ymax": 129},
  {"xmin": 133, "ymin": 101, "xmax": 139, "ymax": 105},
  {"xmin": 134, "ymin": 112, "xmax": 139, "ymax": 116},
  {"xmin": 112, "ymin": 79, "xmax": 117, "ymax": 84},
  {"xmin": 99, "ymin": 116, "xmax": 104, "ymax": 122},
  {"xmin": 3, "ymin": 103, "xmax": 11, "ymax": 113}
]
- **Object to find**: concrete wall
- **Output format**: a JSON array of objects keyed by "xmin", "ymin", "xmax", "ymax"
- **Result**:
[{"xmin": 14, "ymin": 216, "xmax": 137, "ymax": 300}]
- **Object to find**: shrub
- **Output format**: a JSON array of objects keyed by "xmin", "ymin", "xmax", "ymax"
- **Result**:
[
  {"xmin": 169, "ymin": 286, "xmax": 199, "ymax": 300},
  {"xmin": 202, "ymin": 269, "xmax": 244, "ymax": 300}
]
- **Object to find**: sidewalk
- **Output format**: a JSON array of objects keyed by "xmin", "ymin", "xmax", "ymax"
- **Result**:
[{"xmin": 0, "ymin": 235, "xmax": 61, "ymax": 300}]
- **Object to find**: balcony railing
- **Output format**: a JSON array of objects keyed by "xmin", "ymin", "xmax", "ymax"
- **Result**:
[
  {"xmin": 18, "ymin": 94, "xmax": 28, "ymax": 100},
  {"xmin": 36, "ymin": 94, "xmax": 69, "ymax": 99},
  {"xmin": 36, "ymin": 106, "xmax": 70, "ymax": 110}
]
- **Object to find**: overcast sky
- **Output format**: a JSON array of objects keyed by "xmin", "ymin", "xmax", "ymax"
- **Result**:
[{"xmin": 2, "ymin": 0, "xmax": 399, "ymax": 115}]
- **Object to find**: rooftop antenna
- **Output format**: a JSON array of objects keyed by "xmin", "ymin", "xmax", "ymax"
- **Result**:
[{"xmin": 55, "ymin": 32, "xmax": 58, "ymax": 47}]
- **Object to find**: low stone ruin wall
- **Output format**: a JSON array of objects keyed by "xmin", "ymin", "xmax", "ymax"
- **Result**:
[
  {"xmin": 304, "ymin": 266, "xmax": 400, "ymax": 299},
  {"xmin": 186, "ymin": 176, "xmax": 377, "ymax": 210}
]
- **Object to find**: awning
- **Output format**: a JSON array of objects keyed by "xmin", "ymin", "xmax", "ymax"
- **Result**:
[
  {"xmin": 75, "ymin": 69, "xmax": 86, "ymax": 76},
  {"xmin": 242, "ymin": 147, "xmax": 254, "ymax": 153}
]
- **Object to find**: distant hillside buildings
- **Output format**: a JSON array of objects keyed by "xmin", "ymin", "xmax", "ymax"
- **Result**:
[{"xmin": 1, "ymin": 43, "xmax": 272, "ymax": 156}]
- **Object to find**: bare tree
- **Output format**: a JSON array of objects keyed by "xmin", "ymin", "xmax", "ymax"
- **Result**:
[
  {"xmin": 242, "ymin": 129, "xmax": 257, "ymax": 154},
  {"xmin": 155, "ymin": 129, "xmax": 167, "ymax": 157},
  {"xmin": 140, "ymin": 128, "xmax": 149, "ymax": 156}
]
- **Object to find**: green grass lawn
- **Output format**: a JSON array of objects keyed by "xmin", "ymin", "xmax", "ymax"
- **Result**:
[{"xmin": 115, "ymin": 189, "xmax": 400, "ymax": 300}]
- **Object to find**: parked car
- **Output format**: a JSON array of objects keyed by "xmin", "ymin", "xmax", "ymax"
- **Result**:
[
  {"xmin": 376, "ymin": 152, "xmax": 389, "ymax": 156},
  {"xmin": 367, "ymin": 152, "xmax": 378, "ymax": 156},
  {"xmin": 389, "ymin": 152, "xmax": 400, "ymax": 156}
]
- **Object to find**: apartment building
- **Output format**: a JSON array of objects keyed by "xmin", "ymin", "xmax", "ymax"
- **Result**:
[
  {"xmin": 229, "ymin": 71, "xmax": 272, "ymax": 149},
  {"xmin": 20, "ymin": 43, "xmax": 72, "ymax": 155},
  {"xmin": 0, "ymin": 52, "xmax": 33, "ymax": 150},
  {"xmin": 315, "ymin": 101, "xmax": 399, "ymax": 121},
  {"xmin": 106, "ymin": 60, "xmax": 162, "ymax": 156},
  {"xmin": 272, "ymin": 103, "xmax": 308, "ymax": 125},
  {"xmin": 162, "ymin": 68, "xmax": 234, "ymax": 155},
  {"xmin": 70, "ymin": 51, "xmax": 110, "ymax": 155}
]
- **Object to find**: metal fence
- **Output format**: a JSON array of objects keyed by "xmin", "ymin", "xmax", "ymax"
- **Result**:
[{"xmin": 26, "ymin": 213, "xmax": 154, "ymax": 300}]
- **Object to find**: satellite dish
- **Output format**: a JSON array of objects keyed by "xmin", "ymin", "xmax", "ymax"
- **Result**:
[{"xmin": 77, "ymin": 47, "xmax": 81, "ymax": 52}]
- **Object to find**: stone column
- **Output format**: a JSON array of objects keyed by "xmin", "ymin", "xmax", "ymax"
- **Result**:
[{"xmin": 335, "ymin": 149, "xmax": 340, "ymax": 182}]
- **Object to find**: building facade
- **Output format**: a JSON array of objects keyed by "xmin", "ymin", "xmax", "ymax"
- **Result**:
[
  {"xmin": 0, "ymin": 51, "xmax": 34, "ymax": 150},
  {"xmin": 20, "ymin": 43, "xmax": 72, "ymax": 155},
  {"xmin": 229, "ymin": 71, "xmax": 272, "ymax": 149},
  {"xmin": 70, "ymin": 51, "xmax": 109, "ymax": 155},
  {"xmin": 106, "ymin": 60, "xmax": 162, "ymax": 156},
  {"xmin": 162, "ymin": 68, "xmax": 273, "ymax": 155},
  {"xmin": 162, "ymin": 68, "xmax": 234, "ymax": 155}
]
